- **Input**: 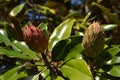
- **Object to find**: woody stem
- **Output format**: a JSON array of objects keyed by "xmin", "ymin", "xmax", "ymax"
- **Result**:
[{"xmin": 41, "ymin": 52, "xmax": 50, "ymax": 67}]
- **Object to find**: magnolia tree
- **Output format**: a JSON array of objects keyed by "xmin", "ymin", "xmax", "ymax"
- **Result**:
[{"xmin": 0, "ymin": 0, "xmax": 120, "ymax": 80}]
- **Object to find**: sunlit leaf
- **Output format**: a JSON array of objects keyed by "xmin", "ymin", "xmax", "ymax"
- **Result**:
[
  {"xmin": 67, "ymin": 36, "xmax": 83, "ymax": 59},
  {"xmin": 2, "ymin": 66, "xmax": 21, "ymax": 80},
  {"xmin": 111, "ymin": 56, "xmax": 120, "ymax": 65},
  {"xmin": 92, "ymin": 2, "xmax": 120, "ymax": 26},
  {"xmin": 0, "ymin": 46, "xmax": 32, "ymax": 60},
  {"xmin": 41, "ymin": 69, "xmax": 50, "ymax": 80},
  {"xmin": 65, "ymin": 43, "xmax": 82, "ymax": 61},
  {"xmin": 0, "ymin": 33, "xmax": 12, "ymax": 46},
  {"xmin": 101, "ymin": 24, "xmax": 118, "ymax": 31},
  {"xmin": 10, "ymin": 3, "xmax": 25, "ymax": 17},
  {"xmin": 36, "ymin": 5, "xmax": 55, "ymax": 14},
  {"xmin": 0, "ymin": 22, "xmax": 8, "ymax": 37},
  {"xmin": 61, "ymin": 59, "xmax": 93, "ymax": 80},
  {"xmin": 18, "ymin": 70, "xmax": 28, "ymax": 79},
  {"xmin": 107, "ymin": 47, "xmax": 120, "ymax": 57},
  {"xmin": 107, "ymin": 65, "xmax": 120, "ymax": 77},
  {"xmin": 55, "ymin": 76, "xmax": 64, "ymax": 80},
  {"xmin": 31, "ymin": 74, "xmax": 39, "ymax": 80},
  {"xmin": 48, "ymin": 18, "xmax": 75, "ymax": 51},
  {"xmin": 13, "ymin": 41, "xmax": 40, "ymax": 60}
]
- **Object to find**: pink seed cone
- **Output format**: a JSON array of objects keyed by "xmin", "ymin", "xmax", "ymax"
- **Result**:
[{"xmin": 24, "ymin": 24, "xmax": 48, "ymax": 53}]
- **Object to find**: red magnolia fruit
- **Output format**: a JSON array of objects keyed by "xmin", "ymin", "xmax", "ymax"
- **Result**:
[
  {"xmin": 23, "ymin": 24, "xmax": 48, "ymax": 53},
  {"xmin": 82, "ymin": 22, "xmax": 105, "ymax": 58}
]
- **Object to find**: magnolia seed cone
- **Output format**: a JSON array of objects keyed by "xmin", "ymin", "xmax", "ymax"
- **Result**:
[
  {"xmin": 82, "ymin": 22, "xmax": 105, "ymax": 58},
  {"xmin": 24, "ymin": 24, "xmax": 48, "ymax": 53}
]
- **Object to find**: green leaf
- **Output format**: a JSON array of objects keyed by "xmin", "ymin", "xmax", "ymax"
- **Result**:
[
  {"xmin": 52, "ymin": 39, "xmax": 71, "ymax": 61},
  {"xmin": 99, "ymin": 72, "xmax": 120, "ymax": 80},
  {"xmin": 35, "ymin": 62, "xmax": 50, "ymax": 79},
  {"xmin": 36, "ymin": 5, "xmax": 55, "ymax": 14},
  {"xmin": 61, "ymin": 59, "xmax": 93, "ymax": 80},
  {"xmin": 108, "ymin": 47, "xmax": 120, "ymax": 57},
  {"xmin": 64, "ymin": 35, "xmax": 83, "ymax": 61},
  {"xmin": 68, "ymin": 35, "xmax": 83, "ymax": 47},
  {"xmin": 55, "ymin": 76, "xmax": 64, "ymax": 80},
  {"xmin": 80, "ymin": 12, "xmax": 91, "ymax": 29},
  {"xmin": 0, "ymin": 22, "xmax": 8, "ymax": 37},
  {"xmin": 111, "ymin": 45, "xmax": 120, "ymax": 48},
  {"xmin": 17, "ymin": 70, "xmax": 28, "ymax": 79},
  {"xmin": 0, "ymin": 46, "xmax": 32, "ymax": 60},
  {"xmin": 38, "ymin": 23, "xmax": 49, "ymax": 38},
  {"xmin": 107, "ymin": 65, "xmax": 120, "ymax": 77},
  {"xmin": 111, "ymin": 56, "xmax": 120, "ymax": 65},
  {"xmin": 41, "ymin": 69, "xmax": 50, "ymax": 80},
  {"xmin": 31, "ymin": 74, "xmax": 39, "ymax": 80},
  {"xmin": 101, "ymin": 24, "xmax": 117, "ymax": 31},
  {"xmin": 65, "ymin": 43, "xmax": 82, "ymax": 61},
  {"xmin": 65, "ymin": 11, "xmax": 78, "ymax": 18},
  {"xmin": 38, "ymin": 23, "xmax": 48, "ymax": 31},
  {"xmin": 10, "ymin": 3, "xmax": 25, "ymax": 17},
  {"xmin": 0, "ymin": 33, "xmax": 12, "ymax": 46},
  {"xmin": 92, "ymin": 2, "xmax": 120, "ymax": 26},
  {"xmin": 48, "ymin": 18, "xmax": 75, "ymax": 51},
  {"xmin": 13, "ymin": 41, "xmax": 40, "ymax": 60},
  {"xmin": 2, "ymin": 66, "xmax": 21, "ymax": 80},
  {"xmin": 4, "ymin": 22, "xmax": 16, "ymax": 41}
]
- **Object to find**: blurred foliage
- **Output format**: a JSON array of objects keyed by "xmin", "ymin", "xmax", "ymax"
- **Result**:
[{"xmin": 0, "ymin": 0, "xmax": 120, "ymax": 80}]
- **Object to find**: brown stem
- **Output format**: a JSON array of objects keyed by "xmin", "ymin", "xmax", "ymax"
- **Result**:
[
  {"xmin": 41, "ymin": 52, "xmax": 50, "ymax": 67},
  {"xmin": 41, "ymin": 52, "xmax": 68, "ymax": 79}
]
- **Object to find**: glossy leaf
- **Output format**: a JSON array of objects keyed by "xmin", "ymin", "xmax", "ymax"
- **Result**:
[
  {"xmin": 3, "ymin": 22, "xmax": 16, "ymax": 41},
  {"xmin": 31, "ymin": 74, "xmax": 39, "ymax": 80},
  {"xmin": 0, "ymin": 22, "xmax": 10, "ymax": 37},
  {"xmin": 0, "ymin": 46, "xmax": 32, "ymax": 60},
  {"xmin": 48, "ymin": 18, "xmax": 75, "ymax": 51},
  {"xmin": 68, "ymin": 35, "xmax": 83, "ymax": 47},
  {"xmin": 2, "ymin": 66, "xmax": 21, "ymax": 80},
  {"xmin": 10, "ymin": 3, "xmax": 25, "ymax": 17},
  {"xmin": 0, "ymin": 33, "xmax": 12, "ymax": 46},
  {"xmin": 92, "ymin": 2, "xmax": 120, "ymax": 26},
  {"xmin": 111, "ymin": 56, "xmax": 120, "ymax": 64},
  {"xmin": 101, "ymin": 24, "xmax": 117, "ymax": 31},
  {"xmin": 61, "ymin": 59, "xmax": 93, "ymax": 80},
  {"xmin": 107, "ymin": 47, "xmax": 120, "ymax": 57},
  {"xmin": 64, "ymin": 35, "xmax": 83, "ymax": 61},
  {"xmin": 107, "ymin": 65, "xmax": 120, "ymax": 77},
  {"xmin": 13, "ymin": 41, "xmax": 40, "ymax": 60},
  {"xmin": 52, "ymin": 39, "xmax": 71, "ymax": 61},
  {"xmin": 65, "ymin": 43, "xmax": 82, "ymax": 61}
]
